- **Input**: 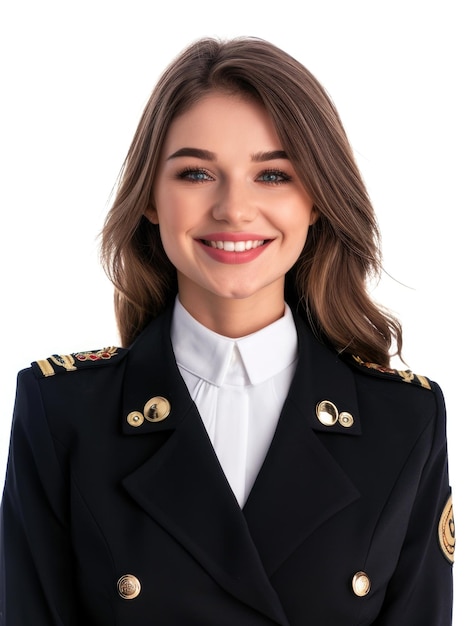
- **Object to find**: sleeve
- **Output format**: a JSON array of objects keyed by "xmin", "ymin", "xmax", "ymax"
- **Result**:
[
  {"xmin": 374, "ymin": 382, "xmax": 454, "ymax": 625},
  {"xmin": 0, "ymin": 369, "xmax": 80, "ymax": 625}
]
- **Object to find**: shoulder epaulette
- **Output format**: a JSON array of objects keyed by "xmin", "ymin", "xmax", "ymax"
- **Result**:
[
  {"xmin": 32, "ymin": 346, "xmax": 127, "ymax": 378},
  {"xmin": 349, "ymin": 355, "xmax": 432, "ymax": 390}
]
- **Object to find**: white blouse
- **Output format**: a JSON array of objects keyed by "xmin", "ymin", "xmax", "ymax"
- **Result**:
[{"xmin": 170, "ymin": 297, "xmax": 298, "ymax": 507}]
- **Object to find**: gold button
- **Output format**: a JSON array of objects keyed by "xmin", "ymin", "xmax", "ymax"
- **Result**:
[
  {"xmin": 117, "ymin": 574, "xmax": 141, "ymax": 599},
  {"xmin": 316, "ymin": 400, "xmax": 338, "ymax": 426},
  {"xmin": 339, "ymin": 411, "xmax": 354, "ymax": 428},
  {"xmin": 144, "ymin": 396, "xmax": 171, "ymax": 422},
  {"xmin": 127, "ymin": 411, "xmax": 144, "ymax": 427},
  {"xmin": 352, "ymin": 571, "xmax": 371, "ymax": 597}
]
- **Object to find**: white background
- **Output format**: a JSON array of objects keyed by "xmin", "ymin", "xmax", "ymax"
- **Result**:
[{"xmin": 0, "ymin": 0, "xmax": 469, "ymax": 621}]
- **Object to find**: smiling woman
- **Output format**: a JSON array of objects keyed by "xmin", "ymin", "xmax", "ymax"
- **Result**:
[
  {"xmin": 0, "ymin": 37, "xmax": 454, "ymax": 625},
  {"xmin": 100, "ymin": 39, "xmax": 399, "ymax": 364},
  {"xmin": 145, "ymin": 93, "xmax": 315, "ymax": 336}
]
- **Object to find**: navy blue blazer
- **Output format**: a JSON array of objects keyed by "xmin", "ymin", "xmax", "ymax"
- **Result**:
[{"xmin": 0, "ymin": 307, "xmax": 454, "ymax": 625}]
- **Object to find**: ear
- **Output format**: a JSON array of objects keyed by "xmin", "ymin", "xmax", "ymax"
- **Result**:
[
  {"xmin": 144, "ymin": 203, "xmax": 159, "ymax": 225},
  {"xmin": 309, "ymin": 206, "xmax": 319, "ymax": 226}
]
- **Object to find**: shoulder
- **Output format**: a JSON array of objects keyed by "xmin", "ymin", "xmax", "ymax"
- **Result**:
[
  {"xmin": 343, "ymin": 354, "xmax": 447, "ymax": 446},
  {"xmin": 30, "ymin": 346, "xmax": 128, "ymax": 379},
  {"xmin": 344, "ymin": 354, "xmax": 434, "ymax": 391},
  {"xmin": 25, "ymin": 308, "xmax": 173, "ymax": 382}
]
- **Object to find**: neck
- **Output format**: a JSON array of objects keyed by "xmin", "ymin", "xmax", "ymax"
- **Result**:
[{"xmin": 177, "ymin": 287, "xmax": 286, "ymax": 338}]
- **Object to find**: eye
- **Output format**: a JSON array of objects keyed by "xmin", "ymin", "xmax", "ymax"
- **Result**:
[
  {"xmin": 176, "ymin": 167, "xmax": 214, "ymax": 183},
  {"xmin": 257, "ymin": 169, "xmax": 292, "ymax": 184}
]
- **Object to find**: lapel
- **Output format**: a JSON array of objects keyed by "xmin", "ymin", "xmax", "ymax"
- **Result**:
[
  {"xmin": 243, "ymin": 315, "xmax": 361, "ymax": 575},
  {"xmin": 119, "ymin": 307, "xmax": 362, "ymax": 622},
  {"xmin": 120, "ymin": 307, "xmax": 290, "ymax": 625}
]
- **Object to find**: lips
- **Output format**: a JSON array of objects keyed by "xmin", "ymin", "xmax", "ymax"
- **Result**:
[{"xmin": 196, "ymin": 234, "xmax": 272, "ymax": 264}]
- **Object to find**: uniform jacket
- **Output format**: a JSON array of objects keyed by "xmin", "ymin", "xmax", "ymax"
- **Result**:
[{"xmin": 0, "ymin": 306, "xmax": 454, "ymax": 625}]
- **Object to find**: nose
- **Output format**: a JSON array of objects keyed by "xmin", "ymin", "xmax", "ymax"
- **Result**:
[{"xmin": 211, "ymin": 178, "xmax": 257, "ymax": 224}]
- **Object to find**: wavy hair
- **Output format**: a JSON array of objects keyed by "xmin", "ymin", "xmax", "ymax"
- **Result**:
[{"xmin": 101, "ymin": 36, "xmax": 402, "ymax": 365}]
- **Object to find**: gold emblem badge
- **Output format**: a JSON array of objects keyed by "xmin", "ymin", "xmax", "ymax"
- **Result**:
[
  {"xmin": 438, "ymin": 495, "xmax": 455, "ymax": 564},
  {"xmin": 143, "ymin": 396, "xmax": 171, "ymax": 422}
]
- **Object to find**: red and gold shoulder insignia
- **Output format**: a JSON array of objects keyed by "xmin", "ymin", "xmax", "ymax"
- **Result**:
[
  {"xmin": 32, "ymin": 346, "xmax": 125, "ymax": 378},
  {"xmin": 351, "ymin": 355, "xmax": 432, "ymax": 390}
]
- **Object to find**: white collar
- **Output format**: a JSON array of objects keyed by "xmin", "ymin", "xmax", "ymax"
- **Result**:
[{"xmin": 170, "ymin": 297, "xmax": 298, "ymax": 387}]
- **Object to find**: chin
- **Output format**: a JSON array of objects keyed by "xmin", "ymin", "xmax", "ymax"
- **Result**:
[
  {"xmin": 217, "ymin": 289, "xmax": 260, "ymax": 301},
  {"xmin": 212, "ymin": 281, "xmax": 279, "ymax": 302}
]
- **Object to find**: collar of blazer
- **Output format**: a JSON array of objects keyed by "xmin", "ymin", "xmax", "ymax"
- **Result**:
[
  {"xmin": 119, "ymin": 305, "xmax": 361, "ymax": 625},
  {"xmin": 120, "ymin": 303, "xmax": 362, "ymax": 438}
]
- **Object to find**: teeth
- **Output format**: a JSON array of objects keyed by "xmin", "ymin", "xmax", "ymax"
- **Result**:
[{"xmin": 207, "ymin": 240, "xmax": 265, "ymax": 251}]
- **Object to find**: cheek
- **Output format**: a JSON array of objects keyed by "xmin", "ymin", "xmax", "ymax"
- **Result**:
[
  {"xmin": 156, "ymin": 209, "xmax": 192, "ymax": 267},
  {"xmin": 156, "ymin": 186, "xmax": 197, "ymax": 227},
  {"xmin": 280, "ymin": 201, "xmax": 313, "ymax": 233},
  {"xmin": 285, "ymin": 208, "xmax": 313, "ymax": 254},
  {"xmin": 158, "ymin": 218, "xmax": 182, "ymax": 251},
  {"xmin": 155, "ymin": 194, "xmax": 182, "ymax": 233}
]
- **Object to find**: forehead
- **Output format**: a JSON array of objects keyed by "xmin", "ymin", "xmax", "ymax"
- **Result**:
[{"xmin": 162, "ymin": 92, "xmax": 283, "ymax": 154}]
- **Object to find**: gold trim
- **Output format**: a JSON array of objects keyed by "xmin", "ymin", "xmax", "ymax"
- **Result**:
[
  {"xmin": 50, "ymin": 354, "xmax": 77, "ymax": 372},
  {"xmin": 353, "ymin": 356, "xmax": 431, "ymax": 389},
  {"xmin": 416, "ymin": 374, "xmax": 432, "ymax": 390},
  {"xmin": 438, "ymin": 494, "xmax": 455, "ymax": 564},
  {"xmin": 398, "ymin": 370, "xmax": 415, "ymax": 384},
  {"xmin": 36, "ymin": 359, "xmax": 55, "ymax": 377}
]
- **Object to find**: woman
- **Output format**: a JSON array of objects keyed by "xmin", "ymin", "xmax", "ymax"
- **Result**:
[{"xmin": 0, "ymin": 37, "xmax": 454, "ymax": 625}]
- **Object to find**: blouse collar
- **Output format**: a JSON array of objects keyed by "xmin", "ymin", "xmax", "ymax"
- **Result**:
[{"xmin": 170, "ymin": 296, "xmax": 298, "ymax": 387}]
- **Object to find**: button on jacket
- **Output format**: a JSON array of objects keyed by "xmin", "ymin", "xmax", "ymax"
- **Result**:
[{"xmin": 0, "ymin": 306, "xmax": 454, "ymax": 625}]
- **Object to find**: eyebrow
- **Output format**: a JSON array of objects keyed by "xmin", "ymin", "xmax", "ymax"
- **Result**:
[
  {"xmin": 251, "ymin": 150, "xmax": 289, "ymax": 162},
  {"xmin": 166, "ymin": 147, "xmax": 289, "ymax": 162},
  {"xmin": 167, "ymin": 147, "xmax": 216, "ymax": 161}
]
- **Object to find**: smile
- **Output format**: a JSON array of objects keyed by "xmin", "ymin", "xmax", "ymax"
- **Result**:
[
  {"xmin": 202, "ymin": 239, "xmax": 266, "ymax": 252},
  {"xmin": 197, "ymin": 237, "xmax": 272, "ymax": 264}
]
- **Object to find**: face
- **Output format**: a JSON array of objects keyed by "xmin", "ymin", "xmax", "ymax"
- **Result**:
[{"xmin": 147, "ymin": 92, "xmax": 316, "ymax": 327}]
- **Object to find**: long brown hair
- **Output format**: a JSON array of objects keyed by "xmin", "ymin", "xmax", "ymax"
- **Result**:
[{"xmin": 101, "ymin": 36, "xmax": 402, "ymax": 365}]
